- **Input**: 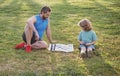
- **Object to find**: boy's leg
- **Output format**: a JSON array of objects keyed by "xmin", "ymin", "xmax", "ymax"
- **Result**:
[
  {"xmin": 87, "ymin": 47, "xmax": 93, "ymax": 58},
  {"xmin": 80, "ymin": 47, "xmax": 86, "ymax": 58},
  {"xmin": 81, "ymin": 47, "xmax": 86, "ymax": 54}
]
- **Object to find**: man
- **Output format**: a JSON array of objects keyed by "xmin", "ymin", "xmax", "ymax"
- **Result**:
[{"xmin": 15, "ymin": 6, "xmax": 53, "ymax": 52}]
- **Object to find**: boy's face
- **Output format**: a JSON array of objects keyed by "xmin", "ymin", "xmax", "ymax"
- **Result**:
[
  {"xmin": 81, "ymin": 25, "xmax": 88, "ymax": 31},
  {"xmin": 81, "ymin": 25, "xmax": 85, "ymax": 29}
]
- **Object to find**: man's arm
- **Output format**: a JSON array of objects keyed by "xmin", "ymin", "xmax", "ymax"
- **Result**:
[
  {"xmin": 26, "ymin": 16, "xmax": 36, "ymax": 33},
  {"xmin": 25, "ymin": 16, "xmax": 39, "ymax": 40},
  {"xmin": 46, "ymin": 19, "xmax": 52, "ymax": 43}
]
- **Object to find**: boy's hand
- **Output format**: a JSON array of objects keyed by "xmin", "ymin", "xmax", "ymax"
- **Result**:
[
  {"xmin": 80, "ymin": 41, "xmax": 85, "ymax": 45},
  {"xmin": 85, "ymin": 43, "xmax": 92, "ymax": 46}
]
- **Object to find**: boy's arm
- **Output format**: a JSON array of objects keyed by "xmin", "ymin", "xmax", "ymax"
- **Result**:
[
  {"xmin": 78, "ymin": 40, "xmax": 85, "ymax": 44},
  {"xmin": 86, "ymin": 31, "xmax": 97, "ymax": 46},
  {"xmin": 86, "ymin": 41, "xmax": 96, "ymax": 46},
  {"xmin": 78, "ymin": 32, "xmax": 85, "ymax": 44}
]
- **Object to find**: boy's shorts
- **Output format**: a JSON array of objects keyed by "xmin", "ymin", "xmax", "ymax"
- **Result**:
[
  {"xmin": 22, "ymin": 32, "xmax": 41, "ymax": 44},
  {"xmin": 79, "ymin": 44, "xmax": 95, "ymax": 50}
]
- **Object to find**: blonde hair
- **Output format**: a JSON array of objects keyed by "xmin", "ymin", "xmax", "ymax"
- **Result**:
[{"xmin": 78, "ymin": 18, "xmax": 92, "ymax": 31}]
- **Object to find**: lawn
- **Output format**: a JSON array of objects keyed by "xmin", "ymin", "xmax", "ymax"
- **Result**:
[{"xmin": 0, "ymin": 0, "xmax": 120, "ymax": 76}]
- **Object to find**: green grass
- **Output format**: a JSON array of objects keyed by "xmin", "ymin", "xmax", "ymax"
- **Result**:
[{"xmin": 0, "ymin": 0, "xmax": 120, "ymax": 76}]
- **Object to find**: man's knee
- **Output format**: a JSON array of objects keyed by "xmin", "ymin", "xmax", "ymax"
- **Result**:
[
  {"xmin": 41, "ymin": 41, "xmax": 48, "ymax": 48},
  {"xmin": 36, "ymin": 41, "xmax": 48, "ymax": 49},
  {"xmin": 25, "ymin": 24, "xmax": 33, "ymax": 32}
]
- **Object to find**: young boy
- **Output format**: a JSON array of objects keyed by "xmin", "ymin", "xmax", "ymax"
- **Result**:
[{"xmin": 78, "ymin": 19, "xmax": 97, "ymax": 58}]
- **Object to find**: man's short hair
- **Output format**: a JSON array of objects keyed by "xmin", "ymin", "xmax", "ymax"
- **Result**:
[{"xmin": 40, "ymin": 6, "xmax": 51, "ymax": 14}]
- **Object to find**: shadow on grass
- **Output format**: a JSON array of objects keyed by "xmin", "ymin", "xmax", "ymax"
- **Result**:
[
  {"xmin": 93, "ymin": 0, "xmax": 120, "ymax": 35},
  {"xmin": 82, "ymin": 51, "xmax": 119, "ymax": 76}
]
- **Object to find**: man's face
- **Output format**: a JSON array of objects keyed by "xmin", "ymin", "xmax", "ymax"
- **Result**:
[{"xmin": 41, "ymin": 12, "xmax": 51, "ymax": 20}]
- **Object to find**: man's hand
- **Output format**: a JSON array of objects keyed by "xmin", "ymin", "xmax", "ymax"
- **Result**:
[{"xmin": 50, "ymin": 40, "xmax": 57, "ymax": 44}]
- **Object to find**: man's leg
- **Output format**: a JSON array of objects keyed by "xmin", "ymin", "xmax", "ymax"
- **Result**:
[
  {"xmin": 24, "ymin": 24, "xmax": 34, "ymax": 52},
  {"xmin": 24, "ymin": 24, "xmax": 33, "ymax": 45},
  {"xmin": 15, "ymin": 24, "xmax": 33, "ymax": 50},
  {"xmin": 31, "ymin": 41, "xmax": 48, "ymax": 49}
]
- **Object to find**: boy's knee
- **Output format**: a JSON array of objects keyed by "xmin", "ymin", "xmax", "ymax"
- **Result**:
[
  {"xmin": 80, "ymin": 47, "xmax": 86, "ymax": 53},
  {"xmin": 87, "ymin": 47, "xmax": 92, "ymax": 52},
  {"xmin": 81, "ymin": 47, "xmax": 86, "ymax": 50}
]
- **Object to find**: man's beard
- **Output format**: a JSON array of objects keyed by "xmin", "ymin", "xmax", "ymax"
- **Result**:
[{"xmin": 42, "ymin": 16, "xmax": 47, "ymax": 20}]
